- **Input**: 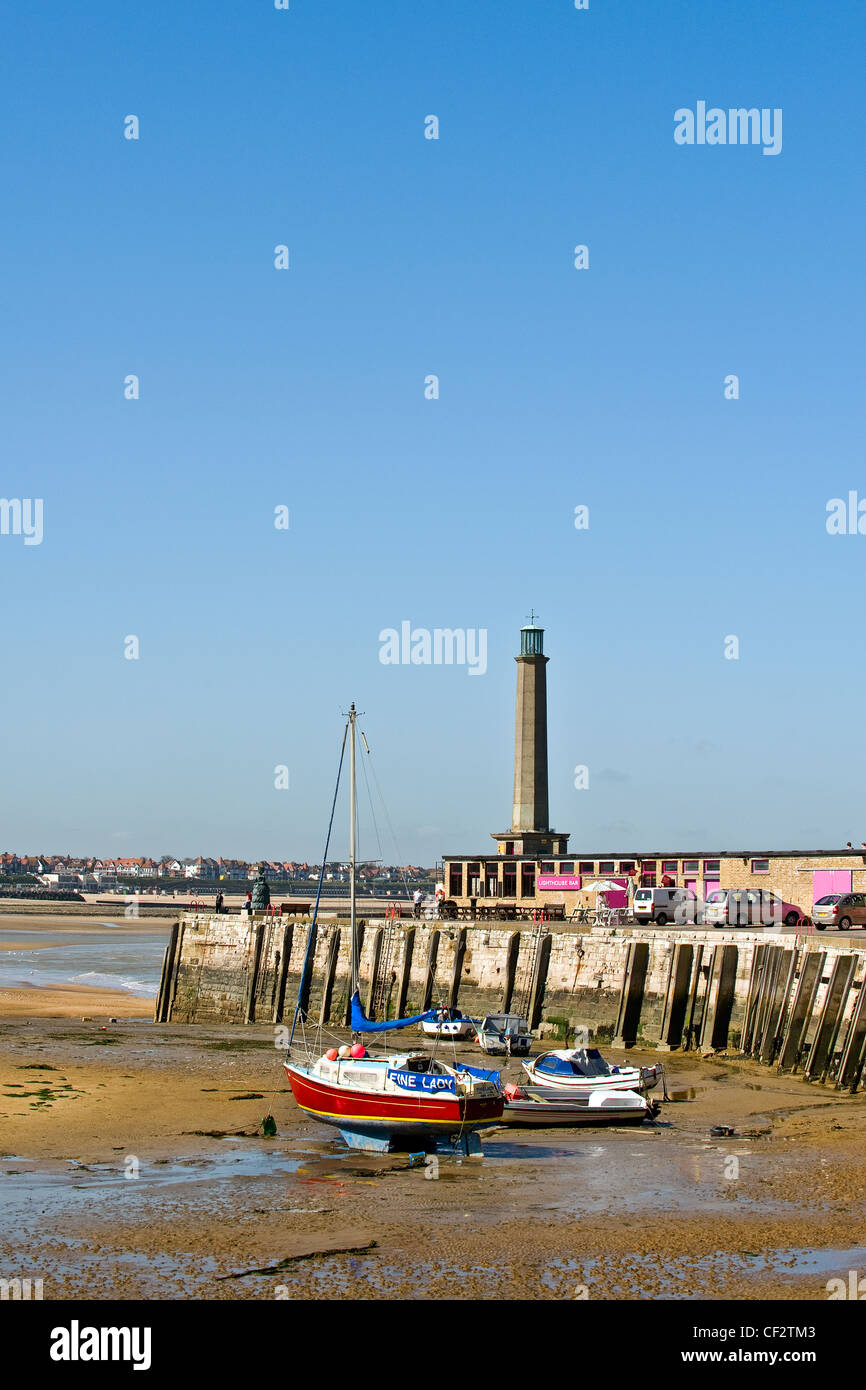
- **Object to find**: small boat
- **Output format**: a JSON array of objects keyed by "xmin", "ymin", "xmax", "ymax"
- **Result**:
[
  {"xmin": 522, "ymin": 1047, "xmax": 662, "ymax": 1095},
  {"xmin": 501, "ymin": 1082, "xmax": 655, "ymax": 1127},
  {"xmin": 420, "ymin": 1006, "xmax": 477, "ymax": 1040},
  {"xmin": 476, "ymin": 1012, "xmax": 533, "ymax": 1057}
]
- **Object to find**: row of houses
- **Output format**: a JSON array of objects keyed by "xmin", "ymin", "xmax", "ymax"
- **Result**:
[{"xmin": 0, "ymin": 852, "xmax": 431, "ymax": 887}]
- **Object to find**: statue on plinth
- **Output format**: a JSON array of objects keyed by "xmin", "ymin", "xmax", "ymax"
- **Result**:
[{"xmin": 250, "ymin": 865, "xmax": 271, "ymax": 912}]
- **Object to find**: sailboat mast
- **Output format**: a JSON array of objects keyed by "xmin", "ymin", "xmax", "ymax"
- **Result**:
[{"xmin": 349, "ymin": 702, "xmax": 357, "ymax": 993}]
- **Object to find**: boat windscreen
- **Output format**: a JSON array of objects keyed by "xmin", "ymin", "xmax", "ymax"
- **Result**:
[{"xmin": 572, "ymin": 1049, "xmax": 611, "ymax": 1077}]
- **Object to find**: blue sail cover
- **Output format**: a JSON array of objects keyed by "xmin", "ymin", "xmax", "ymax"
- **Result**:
[{"xmin": 350, "ymin": 989, "xmax": 438, "ymax": 1033}]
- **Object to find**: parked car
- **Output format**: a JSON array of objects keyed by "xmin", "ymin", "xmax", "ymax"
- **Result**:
[
  {"xmin": 632, "ymin": 886, "xmax": 703, "ymax": 926},
  {"xmin": 811, "ymin": 893, "xmax": 866, "ymax": 931},
  {"xmin": 704, "ymin": 888, "xmax": 803, "ymax": 928}
]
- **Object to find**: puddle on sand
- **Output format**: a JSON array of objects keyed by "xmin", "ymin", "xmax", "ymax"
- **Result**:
[{"xmin": 538, "ymin": 1244, "xmax": 866, "ymax": 1300}]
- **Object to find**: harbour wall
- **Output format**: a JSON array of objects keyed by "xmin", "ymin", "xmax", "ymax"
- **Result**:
[{"xmin": 154, "ymin": 913, "xmax": 866, "ymax": 1088}]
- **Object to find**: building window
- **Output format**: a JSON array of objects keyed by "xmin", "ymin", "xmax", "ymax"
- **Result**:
[
  {"xmin": 599, "ymin": 860, "xmax": 615, "ymax": 874},
  {"xmin": 540, "ymin": 861, "xmax": 555, "ymax": 874},
  {"xmin": 661, "ymin": 860, "xmax": 678, "ymax": 874},
  {"xmin": 521, "ymin": 864, "xmax": 536, "ymax": 898},
  {"xmin": 467, "ymin": 862, "xmax": 481, "ymax": 897},
  {"xmin": 751, "ymin": 859, "xmax": 770, "ymax": 874},
  {"xmin": 503, "ymin": 864, "xmax": 517, "ymax": 898},
  {"xmin": 505, "ymin": 841, "xmax": 514, "ymax": 856},
  {"xmin": 683, "ymin": 860, "xmax": 699, "ymax": 874},
  {"xmin": 641, "ymin": 861, "xmax": 656, "ymax": 872},
  {"xmin": 619, "ymin": 861, "xmax": 635, "ymax": 873},
  {"xmin": 559, "ymin": 862, "xmax": 574, "ymax": 874},
  {"xmin": 704, "ymin": 859, "xmax": 720, "ymax": 873},
  {"xmin": 578, "ymin": 861, "xmax": 595, "ymax": 873},
  {"xmin": 642, "ymin": 873, "xmax": 657, "ymax": 888},
  {"xmin": 448, "ymin": 864, "xmax": 463, "ymax": 897}
]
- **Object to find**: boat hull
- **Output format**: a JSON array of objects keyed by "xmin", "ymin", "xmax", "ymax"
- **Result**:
[
  {"xmin": 502, "ymin": 1098, "xmax": 650, "ymax": 1127},
  {"xmin": 521, "ymin": 1063, "xmax": 661, "ymax": 1094},
  {"xmin": 285, "ymin": 1062, "xmax": 503, "ymax": 1151}
]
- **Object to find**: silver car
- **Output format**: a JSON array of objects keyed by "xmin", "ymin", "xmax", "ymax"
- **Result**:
[
  {"xmin": 705, "ymin": 888, "xmax": 803, "ymax": 928},
  {"xmin": 812, "ymin": 893, "xmax": 866, "ymax": 931}
]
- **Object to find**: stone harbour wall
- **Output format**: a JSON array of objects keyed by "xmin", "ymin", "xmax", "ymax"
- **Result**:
[{"xmin": 154, "ymin": 914, "xmax": 866, "ymax": 1089}]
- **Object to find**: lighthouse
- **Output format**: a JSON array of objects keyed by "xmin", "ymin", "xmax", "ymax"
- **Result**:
[{"xmin": 491, "ymin": 616, "xmax": 569, "ymax": 858}]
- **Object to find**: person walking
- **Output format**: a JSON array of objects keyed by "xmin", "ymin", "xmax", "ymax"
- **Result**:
[
  {"xmin": 412, "ymin": 888, "xmax": 423, "ymax": 919},
  {"xmin": 215, "ymin": 890, "xmax": 224, "ymax": 915}
]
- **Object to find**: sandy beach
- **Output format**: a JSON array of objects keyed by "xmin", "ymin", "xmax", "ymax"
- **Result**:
[
  {"xmin": 0, "ymin": 983, "xmax": 153, "ymax": 1019},
  {"xmin": 1, "ymin": 1014, "xmax": 865, "ymax": 1301}
]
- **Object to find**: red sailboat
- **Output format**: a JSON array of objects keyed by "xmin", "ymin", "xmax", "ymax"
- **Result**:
[{"xmin": 284, "ymin": 705, "xmax": 504, "ymax": 1153}]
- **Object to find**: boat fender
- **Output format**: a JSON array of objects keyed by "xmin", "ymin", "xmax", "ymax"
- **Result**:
[{"xmin": 325, "ymin": 1048, "xmax": 339, "ymax": 1061}]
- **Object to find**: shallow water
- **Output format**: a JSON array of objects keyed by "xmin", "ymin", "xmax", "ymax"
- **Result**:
[{"xmin": 0, "ymin": 928, "xmax": 167, "ymax": 996}]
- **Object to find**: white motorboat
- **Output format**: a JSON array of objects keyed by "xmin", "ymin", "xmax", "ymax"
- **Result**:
[
  {"xmin": 420, "ymin": 1007, "xmax": 477, "ymax": 1040},
  {"xmin": 522, "ymin": 1046, "xmax": 662, "ymax": 1095}
]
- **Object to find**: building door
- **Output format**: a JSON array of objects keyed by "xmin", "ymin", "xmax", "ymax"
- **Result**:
[{"xmin": 812, "ymin": 870, "xmax": 852, "ymax": 906}]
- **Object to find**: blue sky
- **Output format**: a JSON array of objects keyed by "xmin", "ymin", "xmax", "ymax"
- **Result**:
[{"xmin": 1, "ymin": 0, "xmax": 864, "ymax": 863}]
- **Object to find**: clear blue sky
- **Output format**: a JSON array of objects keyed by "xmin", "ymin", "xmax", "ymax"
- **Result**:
[{"xmin": 1, "ymin": 0, "xmax": 864, "ymax": 864}]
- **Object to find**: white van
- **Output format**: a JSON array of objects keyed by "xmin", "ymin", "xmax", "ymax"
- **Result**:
[{"xmin": 632, "ymin": 887, "xmax": 701, "ymax": 926}]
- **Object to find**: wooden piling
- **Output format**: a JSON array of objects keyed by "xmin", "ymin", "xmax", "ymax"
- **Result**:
[
  {"xmin": 750, "ymin": 946, "xmax": 784, "ymax": 1059},
  {"xmin": 165, "ymin": 925, "xmax": 186, "ymax": 1022},
  {"xmin": 272, "ymin": 922, "xmax": 294, "ymax": 1024},
  {"xmin": 395, "ymin": 927, "xmax": 415, "ymax": 1018},
  {"xmin": 758, "ymin": 949, "xmax": 798, "ymax": 1065},
  {"xmin": 502, "ymin": 931, "xmax": 521, "ymax": 1012},
  {"xmin": 683, "ymin": 945, "xmax": 705, "ymax": 1050},
  {"xmin": 244, "ymin": 921, "xmax": 266, "ymax": 1024},
  {"xmin": 296, "ymin": 920, "xmax": 318, "ymax": 1022},
  {"xmin": 421, "ymin": 930, "xmax": 440, "ymax": 1011},
  {"xmin": 365, "ymin": 927, "xmax": 384, "ymax": 1018},
  {"xmin": 154, "ymin": 921, "xmax": 180, "ymax": 1023},
  {"xmin": 835, "ymin": 974, "xmax": 866, "ymax": 1092},
  {"xmin": 657, "ymin": 943, "xmax": 693, "ymax": 1051},
  {"xmin": 528, "ymin": 933, "xmax": 552, "ymax": 1031},
  {"xmin": 804, "ymin": 954, "xmax": 857, "ymax": 1083},
  {"xmin": 342, "ymin": 921, "xmax": 367, "ymax": 1026},
  {"xmin": 448, "ymin": 929, "xmax": 468, "ymax": 1009},
  {"xmin": 612, "ymin": 942, "xmax": 650, "ymax": 1048},
  {"xmin": 777, "ymin": 950, "xmax": 825, "ymax": 1072},
  {"xmin": 699, "ymin": 945, "xmax": 738, "ymax": 1051},
  {"xmin": 319, "ymin": 929, "xmax": 341, "ymax": 1026},
  {"xmin": 740, "ymin": 942, "xmax": 769, "ymax": 1054}
]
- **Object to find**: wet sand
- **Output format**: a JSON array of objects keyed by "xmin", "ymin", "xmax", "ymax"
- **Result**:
[
  {"xmin": 0, "ymin": 984, "xmax": 153, "ymax": 1019},
  {"xmin": 1, "ymin": 1019, "xmax": 865, "ymax": 1300}
]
